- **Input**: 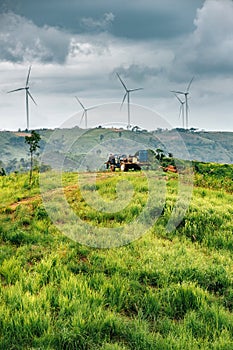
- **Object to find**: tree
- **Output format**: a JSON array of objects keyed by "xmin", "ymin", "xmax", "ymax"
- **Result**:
[
  {"xmin": 155, "ymin": 148, "xmax": 165, "ymax": 162},
  {"xmin": 25, "ymin": 130, "xmax": 41, "ymax": 184},
  {"xmin": 0, "ymin": 167, "xmax": 6, "ymax": 176},
  {"xmin": 189, "ymin": 127, "xmax": 198, "ymax": 133},
  {"xmin": 132, "ymin": 125, "xmax": 140, "ymax": 133}
]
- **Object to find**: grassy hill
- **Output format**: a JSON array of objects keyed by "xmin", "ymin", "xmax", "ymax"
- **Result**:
[
  {"xmin": 0, "ymin": 128, "xmax": 233, "ymax": 173},
  {"xmin": 0, "ymin": 164, "xmax": 233, "ymax": 349}
]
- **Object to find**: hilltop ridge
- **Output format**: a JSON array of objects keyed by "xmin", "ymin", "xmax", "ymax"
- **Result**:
[{"xmin": 0, "ymin": 127, "xmax": 233, "ymax": 173}]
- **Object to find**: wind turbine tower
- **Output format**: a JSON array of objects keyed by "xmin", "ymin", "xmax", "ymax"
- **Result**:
[
  {"xmin": 75, "ymin": 96, "xmax": 96, "ymax": 129},
  {"xmin": 7, "ymin": 66, "xmax": 37, "ymax": 131},
  {"xmin": 116, "ymin": 73, "xmax": 143, "ymax": 130},
  {"xmin": 171, "ymin": 77, "xmax": 194, "ymax": 129},
  {"xmin": 174, "ymin": 93, "xmax": 185, "ymax": 128}
]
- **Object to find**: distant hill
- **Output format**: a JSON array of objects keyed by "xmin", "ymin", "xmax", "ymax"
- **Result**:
[
  {"xmin": 0, "ymin": 127, "xmax": 233, "ymax": 173},
  {"xmin": 157, "ymin": 129, "xmax": 233, "ymax": 164}
]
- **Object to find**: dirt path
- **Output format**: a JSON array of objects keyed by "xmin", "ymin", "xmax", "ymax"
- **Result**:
[
  {"xmin": 9, "ymin": 185, "xmax": 78, "ymax": 210},
  {"xmin": 10, "ymin": 195, "xmax": 42, "ymax": 210},
  {"xmin": 7, "ymin": 171, "xmax": 139, "ymax": 210}
]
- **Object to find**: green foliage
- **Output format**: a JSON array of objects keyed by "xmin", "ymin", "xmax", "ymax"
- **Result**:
[
  {"xmin": 193, "ymin": 161, "xmax": 233, "ymax": 192},
  {"xmin": 25, "ymin": 130, "xmax": 41, "ymax": 184},
  {"xmin": 25, "ymin": 130, "xmax": 41, "ymax": 154},
  {"xmin": 0, "ymin": 167, "xmax": 233, "ymax": 349}
]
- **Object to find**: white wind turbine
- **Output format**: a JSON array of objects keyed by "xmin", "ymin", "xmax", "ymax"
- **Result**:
[
  {"xmin": 174, "ymin": 93, "xmax": 185, "ymax": 128},
  {"xmin": 7, "ymin": 66, "xmax": 37, "ymax": 131},
  {"xmin": 171, "ymin": 77, "xmax": 194, "ymax": 129},
  {"xmin": 116, "ymin": 73, "xmax": 143, "ymax": 130},
  {"xmin": 75, "ymin": 96, "xmax": 96, "ymax": 129}
]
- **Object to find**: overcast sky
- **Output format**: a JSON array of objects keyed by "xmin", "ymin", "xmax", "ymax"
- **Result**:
[{"xmin": 0, "ymin": 0, "xmax": 233, "ymax": 131}]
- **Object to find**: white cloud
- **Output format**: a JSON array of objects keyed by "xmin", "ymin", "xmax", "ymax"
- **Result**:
[
  {"xmin": 68, "ymin": 32, "xmax": 174, "ymax": 71},
  {"xmin": 188, "ymin": 0, "xmax": 233, "ymax": 73},
  {"xmin": 0, "ymin": 12, "xmax": 71, "ymax": 63},
  {"xmin": 81, "ymin": 12, "xmax": 115, "ymax": 31}
]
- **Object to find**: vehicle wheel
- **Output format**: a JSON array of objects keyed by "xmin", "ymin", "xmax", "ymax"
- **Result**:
[{"xmin": 135, "ymin": 164, "xmax": 141, "ymax": 171}]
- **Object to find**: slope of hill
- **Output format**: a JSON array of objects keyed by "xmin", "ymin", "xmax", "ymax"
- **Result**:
[
  {"xmin": 0, "ymin": 166, "xmax": 233, "ymax": 349},
  {"xmin": 0, "ymin": 128, "xmax": 233, "ymax": 173},
  {"xmin": 150, "ymin": 129, "xmax": 233, "ymax": 164}
]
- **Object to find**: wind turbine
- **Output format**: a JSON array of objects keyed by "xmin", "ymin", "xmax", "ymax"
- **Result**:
[
  {"xmin": 7, "ymin": 66, "xmax": 37, "ymax": 131},
  {"xmin": 174, "ymin": 93, "xmax": 185, "ymax": 128},
  {"xmin": 116, "ymin": 73, "xmax": 143, "ymax": 130},
  {"xmin": 171, "ymin": 77, "xmax": 194, "ymax": 129},
  {"xmin": 75, "ymin": 96, "xmax": 96, "ymax": 129}
]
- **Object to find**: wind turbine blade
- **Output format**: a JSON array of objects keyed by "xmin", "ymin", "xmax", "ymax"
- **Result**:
[
  {"xmin": 27, "ymin": 90, "xmax": 37, "ymax": 105},
  {"xmin": 26, "ymin": 65, "xmax": 32, "ymax": 87},
  {"xmin": 130, "ymin": 88, "xmax": 143, "ymax": 92},
  {"xmin": 75, "ymin": 96, "xmax": 85, "ymax": 110},
  {"xmin": 116, "ymin": 72, "xmax": 128, "ymax": 91},
  {"xmin": 79, "ymin": 111, "xmax": 85, "ymax": 126},
  {"xmin": 121, "ymin": 92, "xmax": 127, "ymax": 109},
  {"xmin": 171, "ymin": 90, "xmax": 185, "ymax": 95},
  {"xmin": 187, "ymin": 76, "xmax": 194, "ymax": 92},
  {"xmin": 174, "ymin": 93, "xmax": 183, "ymax": 104},
  {"xmin": 7, "ymin": 87, "xmax": 25, "ymax": 93},
  {"xmin": 86, "ymin": 106, "xmax": 97, "ymax": 111}
]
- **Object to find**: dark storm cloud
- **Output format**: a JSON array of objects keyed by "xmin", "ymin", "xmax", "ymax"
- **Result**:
[
  {"xmin": 0, "ymin": 0, "xmax": 205, "ymax": 67},
  {"xmin": 1, "ymin": 1, "xmax": 232, "ymax": 83},
  {"xmin": 1, "ymin": 0, "xmax": 233, "ymax": 132},
  {"xmin": 0, "ymin": 0, "xmax": 204, "ymax": 39}
]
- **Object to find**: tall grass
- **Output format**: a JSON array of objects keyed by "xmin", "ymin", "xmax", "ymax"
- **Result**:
[{"xmin": 0, "ymin": 167, "xmax": 233, "ymax": 349}]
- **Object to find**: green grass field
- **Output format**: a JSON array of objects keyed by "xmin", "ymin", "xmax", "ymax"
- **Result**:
[{"xmin": 0, "ymin": 163, "xmax": 233, "ymax": 349}]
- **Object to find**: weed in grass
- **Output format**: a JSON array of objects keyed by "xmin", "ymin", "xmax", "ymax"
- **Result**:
[
  {"xmin": 160, "ymin": 283, "xmax": 207, "ymax": 320},
  {"xmin": 0, "ymin": 256, "xmax": 22, "ymax": 284},
  {"xmin": 100, "ymin": 343, "xmax": 129, "ymax": 350}
]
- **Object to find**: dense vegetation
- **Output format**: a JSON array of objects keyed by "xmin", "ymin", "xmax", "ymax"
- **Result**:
[{"xmin": 0, "ymin": 162, "xmax": 233, "ymax": 349}]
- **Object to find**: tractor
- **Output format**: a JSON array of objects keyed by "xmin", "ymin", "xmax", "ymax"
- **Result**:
[{"xmin": 105, "ymin": 150, "xmax": 150, "ymax": 172}]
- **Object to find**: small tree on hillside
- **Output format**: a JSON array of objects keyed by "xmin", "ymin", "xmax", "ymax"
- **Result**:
[
  {"xmin": 25, "ymin": 130, "xmax": 41, "ymax": 184},
  {"xmin": 155, "ymin": 148, "xmax": 165, "ymax": 162}
]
